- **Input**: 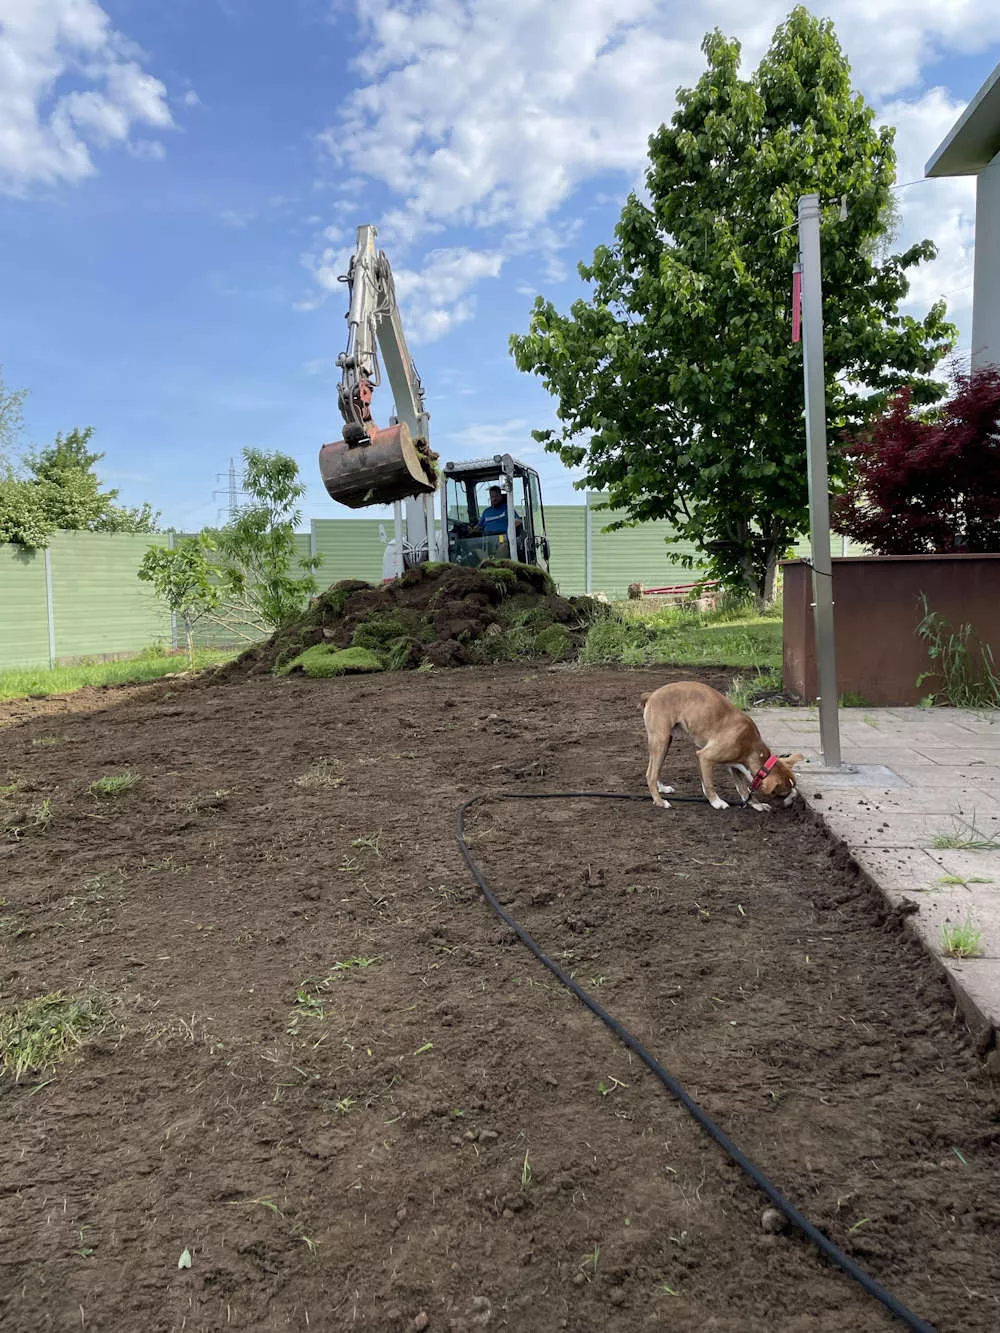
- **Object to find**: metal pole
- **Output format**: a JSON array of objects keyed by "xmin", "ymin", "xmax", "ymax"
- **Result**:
[
  {"xmin": 797, "ymin": 193, "xmax": 841, "ymax": 769},
  {"xmin": 393, "ymin": 501, "xmax": 404, "ymax": 579}
]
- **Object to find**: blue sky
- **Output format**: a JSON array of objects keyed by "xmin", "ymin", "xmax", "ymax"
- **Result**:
[{"xmin": 1, "ymin": 0, "xmax": 998, "ymax": 532}]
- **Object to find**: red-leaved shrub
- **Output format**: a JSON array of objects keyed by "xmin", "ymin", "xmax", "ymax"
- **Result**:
[{"xmin": 833, "ymin": 366, "xmax": 1000, "ymax": 554}]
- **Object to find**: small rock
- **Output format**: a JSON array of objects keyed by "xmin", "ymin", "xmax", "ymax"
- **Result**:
[
  {"xmin": 479, "ymin": 1129, "xmax": 499, "ymax": 1142},
  {"xmin": 609, "ymin": 1287, "xmax": 625, "ymax": 1306},
  {"xmin": 572, "ymin": 1272, "xmax": 586, "ymax": 1287},
  {"xmin": 761, "ymin": 1207, "xmax": 787, "ymax": 1234},
  {"xmin": 396, "ymin": 1205, "xmax": 408, "ymax": 1222},
  {"xmin": 464, "ymin": 1129, "xmax": 479, "ymax": 1142},
  {"xmin": 502, "ymin": 1207, "xmax": 514, "ymax": 1219},
  {"xmin": 471, "ymin": 1297, "xmax": 490, "ymax": 1311},
  {"xmin": 413, "ymin": 1314, "xmax": 429, "ymax": 1332}
]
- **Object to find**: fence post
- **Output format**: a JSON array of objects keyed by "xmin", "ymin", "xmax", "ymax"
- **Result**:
[
  {"xmin": 43, "ymin": 546, "xmax": 57, "ymax": 668},
  {"xmin": 584, "ymin": 494, "xmax": 592, "ymax": 595}
]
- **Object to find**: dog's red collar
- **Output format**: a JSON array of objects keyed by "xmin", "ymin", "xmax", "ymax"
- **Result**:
[{"xmin": 750, "ymin": 755, "xmax": 780, "ymax": 792}]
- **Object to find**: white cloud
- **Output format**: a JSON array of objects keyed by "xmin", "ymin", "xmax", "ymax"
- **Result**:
[
  {"xmin": 299, "ymin": 236, "xmax": 504, "ymax": 341},
  {"xmin": 127, "ymin": 138, "xmax": 166, "ymax": 162},
  {"xmin": 219, "ymin": 208, "xmax": 254, "ymax": 228},
  {"xmin": 0, "ymin": 0, "xmax": 174, "ymax": 195},
  {"xmin": 313, "ymin": 0, "xmax": 1000, "ymax": 339},
  {"xmin": 877, "ymin": 86, "xmax": 977, "ymax": 346},
  {"xmin": 442, "ymin": 416, "xmax": 531, "ymax": 448},
  {"xmin": 391, "ymin": 246, "xmax": 504, "ymax": 342}
]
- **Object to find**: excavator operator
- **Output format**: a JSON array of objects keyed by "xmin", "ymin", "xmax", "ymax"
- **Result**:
[{"xmin": 476, "ymin": 486, "xmax": 522, "ymax": 536}]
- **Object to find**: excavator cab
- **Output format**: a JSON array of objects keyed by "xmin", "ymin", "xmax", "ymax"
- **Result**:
[{"xmin": 443, "ymin": 456, "xmax": 550, "ymax": 571}]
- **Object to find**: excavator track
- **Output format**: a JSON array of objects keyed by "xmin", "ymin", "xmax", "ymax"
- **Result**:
[{"xmin": 319, "ymin": 422, "xmax": 438, "ymax": 509}]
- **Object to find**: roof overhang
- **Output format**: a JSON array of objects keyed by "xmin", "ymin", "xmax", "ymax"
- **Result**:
[
  {"xmin": 925, "ymin": 61, "xmax": 1000, "ymax": 177},
  {"xmin": 443, "ymin": 457, "xmax": 537, "ymax": 480}
]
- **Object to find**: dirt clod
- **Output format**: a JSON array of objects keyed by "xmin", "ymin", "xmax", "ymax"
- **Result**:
[{"xmin": 761, "ymin": 1208, "xmax": 788, "ymax": 1234}]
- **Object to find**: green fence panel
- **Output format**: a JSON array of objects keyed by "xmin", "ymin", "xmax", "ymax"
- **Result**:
[
  {"xmin": 789, "ymin": 532, "xmax": 867, "ymax": 559},
  {"xmin": 312, "ymin": 519, "xmax": 386, "ymax": 586},
  {"xmin": 48, "ymin": 532, "xmax": 171, "ymax": 662},
  {"xmin": 0, "ymin": 546, "xmax": 51, "ymax": 670},
  {"xmin": 544, "ymin": 506, "xmax": 587, "ymax": 597},
  {"xmin": 587, "ymin": 496, "xmax": 706, "ymax": 599}
]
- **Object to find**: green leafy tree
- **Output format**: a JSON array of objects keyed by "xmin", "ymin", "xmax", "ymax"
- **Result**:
[
  {"xmin": 209, "ymin": 448, "xmax": 320, "ymax": 632},
  {"xmin": 137, "ymin": 537, "xmax": 222, "ymax": 665},
  {"xmin": 0, "ymin": 426, "xmax": 159, "ymax": 548},
  {"xmin": 510, "ymin": 7, "xmax": 956, "ymax": 602}
]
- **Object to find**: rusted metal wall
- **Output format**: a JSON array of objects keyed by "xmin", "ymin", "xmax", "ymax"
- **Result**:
[{"xmin": 783, "ymin": 555, "xmax": 1000, "ymax": 705}]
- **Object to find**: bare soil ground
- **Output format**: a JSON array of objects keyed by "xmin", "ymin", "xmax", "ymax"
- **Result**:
[{"xmin": 1, "ymin": 664, "xmax": 999, "ymax": 1333}]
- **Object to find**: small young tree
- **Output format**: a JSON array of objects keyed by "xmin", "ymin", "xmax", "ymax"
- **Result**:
[
  {"xmin": 138, "ymin": 538, "xmax": 222, "ymax": 666},
  {"xmin": 210, "ymin": 448, "xmax": 320, "ymax": 632},
  {"xmin": 833, "ymin": 366, "xmax": 1000, "ymax": 554}
]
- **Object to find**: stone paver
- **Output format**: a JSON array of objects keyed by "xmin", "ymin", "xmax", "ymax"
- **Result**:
[{"xmin": 751, "ymin": 705, "xmax": 1000, "ymax": 1065}]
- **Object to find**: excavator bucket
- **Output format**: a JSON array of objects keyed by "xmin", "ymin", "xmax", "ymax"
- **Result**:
[{"xmin": 319, "ymin": 422, "xmax": 438, "ymax": 509}]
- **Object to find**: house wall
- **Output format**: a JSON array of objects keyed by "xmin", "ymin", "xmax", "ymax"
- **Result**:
[{"xmin": 973, "ymin": 150, "xmax": 1000, "ymax": 370}]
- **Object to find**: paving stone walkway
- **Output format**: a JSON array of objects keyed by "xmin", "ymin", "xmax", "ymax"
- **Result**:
[{"xmin": 750, "ymin": 704, "xmax": 1000, "ymax": 1070}]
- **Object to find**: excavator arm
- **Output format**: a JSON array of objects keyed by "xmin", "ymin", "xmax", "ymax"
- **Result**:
[{"xmin": 319, "ymin": 225, "xmax": 439, "ymax": 509}]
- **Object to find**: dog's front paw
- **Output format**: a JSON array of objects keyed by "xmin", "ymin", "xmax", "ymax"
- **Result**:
[
  {"xmin": 709, "ymin": 796, "xmax": 729, "ymax": 811},
  {"xmin": 749, "ymin": 799, "xmax": 771, "ymax": 813},
  {"xmin": 657, "ymin": 782, "xmax": 674, "ymax": 795}
]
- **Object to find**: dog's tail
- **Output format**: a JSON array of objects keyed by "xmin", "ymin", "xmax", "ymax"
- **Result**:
[{"xmin": 639, "ymin": 692, "xmax": 651, "ymax": 710}]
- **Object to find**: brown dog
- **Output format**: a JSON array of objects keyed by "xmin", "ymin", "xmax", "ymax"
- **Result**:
[{"xmin": 641, "ymin": 681, "xmax": 803, "ymax": 811}]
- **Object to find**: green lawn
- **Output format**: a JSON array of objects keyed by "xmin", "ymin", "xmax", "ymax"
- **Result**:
[
  {"xmin": 581, "ymin": 597, "xmax": 783, "ymax": 669},
  {"xmin": 0, "ymin": 647, "xmax": 238, "ymax": 702}
]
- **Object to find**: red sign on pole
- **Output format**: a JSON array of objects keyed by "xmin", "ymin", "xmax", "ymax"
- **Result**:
[{"xmin": 791, "ymin": 263, "xmax": 802, "ymax": 343}]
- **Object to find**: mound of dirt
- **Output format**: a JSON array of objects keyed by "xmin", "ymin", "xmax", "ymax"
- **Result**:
[{"xmin": 225, "ymin": 560, "xmax": 599, "ymax": 678}]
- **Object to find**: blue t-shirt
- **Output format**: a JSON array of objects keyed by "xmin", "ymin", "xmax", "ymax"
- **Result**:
[{"xmin": 480, "ymin": 502, "xmax": 521, "ymax": 535}]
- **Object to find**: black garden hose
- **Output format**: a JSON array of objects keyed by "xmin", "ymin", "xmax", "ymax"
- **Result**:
[{"xmin": 456, "ymin": 790, "xmax": 935, "ymax": 1333}]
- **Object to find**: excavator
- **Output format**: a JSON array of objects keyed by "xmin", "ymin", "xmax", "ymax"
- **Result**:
[{"xmin": 319, "ymin": 224, "xmax": 551, "ymax": 581}]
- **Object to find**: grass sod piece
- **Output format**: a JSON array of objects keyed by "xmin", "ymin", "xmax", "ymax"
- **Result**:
[
  {"xmin": 0, "ymin": 991, "xmax": 115, "ymax": 1081},
  {"xmin": 280, "ymin": 645, "xmax": 385, "ymax": 678},
  {"xmin": 89, "ymin": 772, "xmax": 141, "ymax": 799}
]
